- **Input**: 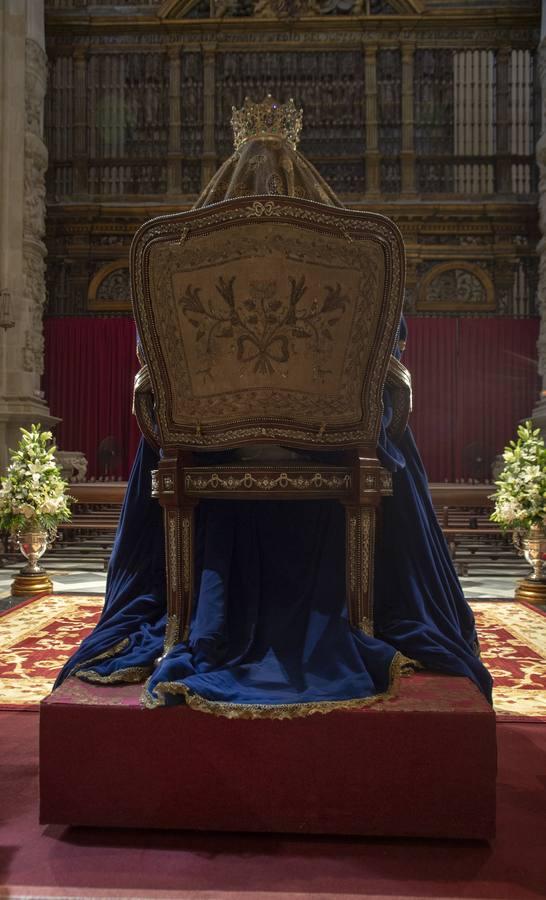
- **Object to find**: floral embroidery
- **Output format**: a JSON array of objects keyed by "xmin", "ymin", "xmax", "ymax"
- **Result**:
[{"xmin": 180, "ymin": 274, "xmax": 350, "ymax": 378}]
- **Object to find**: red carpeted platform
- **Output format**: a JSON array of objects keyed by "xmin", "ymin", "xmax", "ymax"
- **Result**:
[{"xmin": 40, "ymin": 672, "xmax": 496, "ymax": 839}]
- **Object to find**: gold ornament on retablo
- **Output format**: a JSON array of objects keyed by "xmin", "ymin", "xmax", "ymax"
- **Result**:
[{"xmin": 231, "ymin": 95, "xmax": 303, "ymax": 151}]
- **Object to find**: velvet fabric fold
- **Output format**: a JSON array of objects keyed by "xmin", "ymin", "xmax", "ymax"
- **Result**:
[{"xmin": 54, "ymin": 417, "xmax": 492, "ymax": 711}]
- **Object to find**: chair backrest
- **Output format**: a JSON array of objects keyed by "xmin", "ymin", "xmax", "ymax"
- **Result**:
[{"xmin": 130, "ymin": 196, "xmax": 405, "ymax": 452}]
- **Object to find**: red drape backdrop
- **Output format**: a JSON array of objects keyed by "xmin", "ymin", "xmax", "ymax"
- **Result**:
[
  {"xmin": 402, "ymin": 318, "xmax": 458, "ymax": 482},
  {"xmin": 43, "ymin": 317, "xmax": 140, "ymax": 479},
  {"xmin": 43, "ymin": 316, "xmax": 539, "ymax": 481},
  {"xmin": 403, "ymin": 316, "xmax": 539, "ymax": 481}
]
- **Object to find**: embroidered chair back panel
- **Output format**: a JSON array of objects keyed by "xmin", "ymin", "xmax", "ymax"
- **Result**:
[{"xmin": 131, "ymin": 197, "xmax": 405, "ymax": 450}]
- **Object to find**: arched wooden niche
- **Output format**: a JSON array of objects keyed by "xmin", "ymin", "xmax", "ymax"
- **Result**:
[
  {"xmin": 88, "ymin": 261, "xmax": 131, "ymax": 313},
  {"xmin": 417, "ymin": 262, "xmax": 495, "ymax": 313}
]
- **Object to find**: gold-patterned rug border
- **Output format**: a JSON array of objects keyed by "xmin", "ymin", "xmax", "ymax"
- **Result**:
[
  {"xmin": 471, "ymin": 600, "xmax": 546, "ymax": 719},
  {"xmin": 0, "ymin": 593, "xmax": 103, "ymax": 652},
  {"xmin": 471, "ymin": 600, "xmax": 546, "ymax": 660}
]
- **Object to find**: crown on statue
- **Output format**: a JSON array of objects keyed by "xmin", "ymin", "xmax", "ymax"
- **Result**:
[{"xmin": 231, "ymin": 95, "xmax": 303, "ymax": 151}]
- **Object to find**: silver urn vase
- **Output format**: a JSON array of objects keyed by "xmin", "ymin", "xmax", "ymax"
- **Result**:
[
  {"xmin": 514, "ymin": 524, "xmax": 546, "ymax": 605},
  {"xmin": 12, "ymin": 528, "xmax": 54, "ymax": 596}
]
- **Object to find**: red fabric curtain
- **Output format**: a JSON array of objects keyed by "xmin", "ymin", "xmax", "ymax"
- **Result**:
[
  {"xmin": 43, "ymin": 316, "xmax": 539, "ymax": 482},
  {"xmin": 43, "ymin": 318, "xmax": 140, "ymax": 478},
  {"xmin": 453, "ymin": 318, "xmax": 539, "ymax": 481},
  {"xmin": 402, "ymin": 318, "xmax": 458, "ymax": 482},
  {"xmin": 404, "ymin": 316, "xmax": 539, "ymax": 481}
]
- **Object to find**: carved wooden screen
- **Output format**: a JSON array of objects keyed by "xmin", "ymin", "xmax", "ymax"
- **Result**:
[
  {"xmin": 378, "ymin": 48, "xmax": 402, "ymax": 195},
  {"xmin": 414, "ymin": 49, "xmax": 455, "ymax": 193},
  {"xmin": 510, "ymin": 49, "xmax": 538, "ymax": 194},
  {"xmin": 131, "ymin": 198, "xmax": 405, "ymax": 449},
  {"xmin": 453, "ymin": 50, "xmax": 495, "ymax": 195},
  {"xmin": 45, "ymin": 55, "xmax": 74, "ymax": 197},
  {"xmin": 87, "ymin": 53, "xmax": 169, "ymax": 196},
  {"xmin": 180, "ymin": 52, "xmax": 203, "ymax": 194},
  {"xmin": 43, "ymin": 3, "xmax": 540, "ymax": 322}
]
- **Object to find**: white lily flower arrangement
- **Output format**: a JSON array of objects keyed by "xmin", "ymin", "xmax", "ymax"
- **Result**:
[
  {"xmin": 0, "ymin": 424, "xmax": 71, "ymax": 535},
  {"xmin": 490, "ymin": 421, "xmax": 546, "ymax": 531}
]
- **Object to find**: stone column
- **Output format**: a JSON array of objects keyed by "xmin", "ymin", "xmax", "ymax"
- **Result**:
[{"xmin": 0, "ymin": 0, "xmax": 58, "ymax": 472}]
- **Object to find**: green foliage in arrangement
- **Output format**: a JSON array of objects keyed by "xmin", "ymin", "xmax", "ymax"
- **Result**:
[
  {"xmin": 0, "ymin": 424, "xmax": 71, "ymax": 535},
  {"xmin": 490, "ymin": 420, "xmax": 546, "ymax": 532}
]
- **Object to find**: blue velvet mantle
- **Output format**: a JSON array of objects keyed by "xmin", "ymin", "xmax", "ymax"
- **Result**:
[{"xmin": 54, "ymin": 359, "xmax": 492, "ymax": 714}]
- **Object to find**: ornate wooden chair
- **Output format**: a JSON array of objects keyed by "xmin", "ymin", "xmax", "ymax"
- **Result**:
[{"xmin": 131, "ymin": 196, "xmax": 408, "ymax": 656}]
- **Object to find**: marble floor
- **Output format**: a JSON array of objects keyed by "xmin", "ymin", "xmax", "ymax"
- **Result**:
[{"xmin": 0, "ymin": 555, "xmax": 528, "ymax": 613}]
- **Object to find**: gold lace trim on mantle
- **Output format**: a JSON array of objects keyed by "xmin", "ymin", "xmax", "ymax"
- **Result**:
[
  {"xmin": 75, "ymin": 664, "xmax": 154, "ymax": 685},
  {"xmin": 140, "ymin": 652, "xmax": 419, "ymax": 719},
  {"xmin": 69, "ymin": 638, "xmax": 152, "ymax": 685},
  {"xmin": 64, "ymin": 636, "xmax": 130, "ymax": 678}
]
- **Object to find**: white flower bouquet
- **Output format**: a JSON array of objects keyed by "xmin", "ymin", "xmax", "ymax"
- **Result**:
[
  {"xmin": 490, "ymin": 421, "xmax": 546, "ymax": 531},
  {"xmin": 0, "ymin": 424, "xmax": 71, "ymax": 536}
]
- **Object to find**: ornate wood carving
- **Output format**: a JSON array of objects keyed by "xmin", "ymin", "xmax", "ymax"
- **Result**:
[
  {"xmin": 378, "ymin": 48, "xmax": 401, "ymax": 195},
  {"xmin": 180, "ymin": 50, "xmax": 203, "ymax": 193},
  {"xmin": 88, "ymin": 261, "xmax": 131, "ymax": 311},
  {"xmin": 86, "ymin": 52, "xmax": 169, "ymax": 196},
  {"xmin": 417, "ymin": 261, "xmax": 495, "ymax": 313},
  {"xmin": 496, "ymin": 46, "xmax": 512, "ymax": 195},
  {"xmin": 43, "ymin": 4, "xmax": 540, "ymax": 318},
  {"xmin": 414, "ymin": 48, "xmax": 454, "ymax": 193},
  {"xmin": 131, "ymin": 197, "xmax": 405, "ymax": 448},
  {"xmin": 167, "ymin": 47, "xmax": 182, "ymax": 193}
]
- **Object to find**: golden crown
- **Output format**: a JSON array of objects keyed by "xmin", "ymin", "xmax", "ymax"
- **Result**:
[{"xmin": 231, "ymin": 95, "xmax": 303, "ymax": 151}]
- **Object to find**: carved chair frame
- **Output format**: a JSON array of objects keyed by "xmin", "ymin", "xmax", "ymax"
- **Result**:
[{"xmin": 131, "ymin": 195, "xmax": 407, "ymax": 654}]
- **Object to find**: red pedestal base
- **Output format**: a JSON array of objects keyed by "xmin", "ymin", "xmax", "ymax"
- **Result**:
[{"xmin": 40, "ymin": 672, "xmax": 496, "ymax": 839}]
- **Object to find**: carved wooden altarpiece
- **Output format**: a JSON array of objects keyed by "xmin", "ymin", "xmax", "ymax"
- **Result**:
[{"xmin": 44, "ymin": 0, "xmax": 540, "ymax": 322}]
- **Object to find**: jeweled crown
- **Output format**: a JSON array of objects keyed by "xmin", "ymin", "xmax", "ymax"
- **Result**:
[{"xmin": 231, "ymin": 95, "xmax": 303, "ymax": 151}]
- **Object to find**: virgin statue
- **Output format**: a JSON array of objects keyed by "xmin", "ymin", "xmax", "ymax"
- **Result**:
[{"xmin": 54, "ymin": 98, "xmax": 492, "ymax": 715}]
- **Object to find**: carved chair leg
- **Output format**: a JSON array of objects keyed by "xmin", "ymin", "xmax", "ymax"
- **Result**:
[
  {"xmin": 344, "ymin": 504, "xmax": 376, "ymax": 635},
  {"xmin": 162, "ymin": 505, "xmax": 195, "ymax": 658}
]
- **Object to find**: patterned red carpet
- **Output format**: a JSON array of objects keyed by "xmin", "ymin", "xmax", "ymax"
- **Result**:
[
  {"xmin": 472, "ymin": 601, "xmax": 546, "ymax": 721},
  {"xmin": 1, "ymin": 594, "xmax": 546, "ymax": 717},
  {"xmin": 0, "ymin": 593, "xmax": 103, "ymax": 709}
]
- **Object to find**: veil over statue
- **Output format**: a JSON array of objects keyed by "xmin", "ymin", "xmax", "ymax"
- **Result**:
[{"xmin": 54, "ymin": 96, "xmax": 492, "ymax": 713}]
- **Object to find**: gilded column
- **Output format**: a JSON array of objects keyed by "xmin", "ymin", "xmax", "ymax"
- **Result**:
[
  {"xmin": 364, "ymin": 44, "xmax": 380, "ymax": 197},
  {"xmin": 201, "ymin": 43, "xmax": 217, "ymax": 188},
  {"xmin": 400, "ymin": 43, "xmax": 416, "ymax": 196},
  {"xmin": 168, "ymin": 46, "xmax": 182, "ymax": 194},
  {"xmin": 495, "ymin": 46, "xmax": 512, "ymax": 195}
]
